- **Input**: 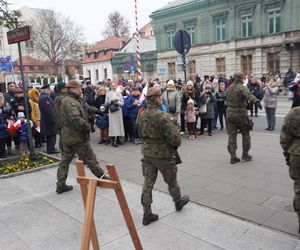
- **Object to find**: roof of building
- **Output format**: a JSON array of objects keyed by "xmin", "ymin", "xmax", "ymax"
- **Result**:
[
  {"xmin": 88, "ymin": 36, "xmax": 128, "ymax": 53},
  {"xmin": 82, "ymin": 36, "xmax": 129, "ymax": 64},
  {"xmin": 153, "ymin": 0, "xmax": 200, "ymax": 13}
]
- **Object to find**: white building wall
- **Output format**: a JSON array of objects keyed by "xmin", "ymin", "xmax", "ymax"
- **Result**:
[{"xmin": 82, "ymin": 60, "xmax": 113, "ymax": 84}]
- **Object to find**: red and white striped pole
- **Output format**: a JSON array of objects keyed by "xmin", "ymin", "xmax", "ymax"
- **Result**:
[{"xmin": 135, "ymin": 0, "xmax": 142, "ymax": 83}]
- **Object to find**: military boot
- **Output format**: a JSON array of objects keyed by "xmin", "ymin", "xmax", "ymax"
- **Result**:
[
  {"xmin": 142, "ymin": 213, "xmax": 159, "ymax": 226},
  {"xmin": 230, "ymin": 156, "xmax": 240, "ymax": 164},
  {"xmin": 56, "ymin": 183, "xmax": 73, "ymax": 194},
  {"xmin": 175, "ymin": 195, "xmax": 189, "ymax": 211},
  {"xmin": 242, "ymin": 153, "xmax": 252, "ymax": 161}
]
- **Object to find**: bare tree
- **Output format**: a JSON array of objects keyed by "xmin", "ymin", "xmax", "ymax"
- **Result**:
[
  {"xmin": 102, "ymin": 11, "xmax": 130, "ymax": 38},
  {"xmin": 31, "ymin": 10, "xmax": 83, "ymax": 76},
  {"xmin": 0, "ymin": 0, "xmax": 20, "ymax": 28}
]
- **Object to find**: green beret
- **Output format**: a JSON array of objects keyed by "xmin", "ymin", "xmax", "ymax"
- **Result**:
[{"xmin": 57, "ymin": 82, "xmax": 66, "ymax": 89}]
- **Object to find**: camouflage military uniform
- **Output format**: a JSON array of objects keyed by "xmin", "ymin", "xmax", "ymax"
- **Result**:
[
  {"xmin": 57, "ymin": 92, "xmax": 105, "ymax": 187},
  {"xmin": 137, "ymin": 103, "xmax": 182, "ymax": 214},
  {"xmin": 280, "ymin": 107, "xmax": 300, "ymax": 231},
  {"xmin": 226, "ymin": 79, "xmax": 258, "ymax": 160}
]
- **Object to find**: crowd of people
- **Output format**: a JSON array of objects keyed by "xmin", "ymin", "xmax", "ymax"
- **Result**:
[{"xmin": 0, "ymin": 69, "xmax": 300, "ymax": 159}]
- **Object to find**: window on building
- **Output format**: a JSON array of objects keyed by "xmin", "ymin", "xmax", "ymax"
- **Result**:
[
  {"xmin": 146, "ymin": 64, "xmax": 154, "ymax": 72},
  {"xmin": 95, "ymin": 69, "xmax": 99, "ymax": 80},
  {"xmin": 166, "ymin": 30, "xmax": 174, "ymax": 49},
  {"xmin": 29, "ymin": 65, "xmax": 34, "ymax": 71},
  {"xmin": 268, "ymin": 9, "xmax": 280, "ymax": 34},
  {"xmin": 168, "ymin": 62, "xmax": 175, "ymax": 78},
  {"xmin": 39, "ymin": 66, "xmax": 44, "ymax": 71},
  {"xmin": 186, "ymin": 26, "xmax": 196, "ymax": 45},
  {"xmin": 188, "ymin": 60, "xmax": 196, "ymax": 79},
  {"xmin": 104, "ymin": 68, "xmax": 107, "ymax": 80},
  {"xmin": 241, "ymin": 15, "xmax": 252, "ymax": 38},
  {"xmin": 216, "ymin": 58, "xmax": 225, "ymax": 74},
  {"xmin": 216, "ymin": 18, "xmax": 226, "ymax": 42},
  {"xmin": 29, "ymin": 41, "xmax": 34, "ymax": 48},
  {"xmin": 241, "ymin": 55, "xmax": 252, "ymax": 75},
  {"xmin": 87, "ymin": 69, "xmax": 91, "ymax": 79},
  {"xmin": 267, "ymin": 53, "xmax": 280, "ymax": 73}
]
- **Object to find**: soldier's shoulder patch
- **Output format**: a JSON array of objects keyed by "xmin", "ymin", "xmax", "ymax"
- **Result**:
[{"xmin": 71, "ymin": 102, "xmax": 76, "ymax": 106}]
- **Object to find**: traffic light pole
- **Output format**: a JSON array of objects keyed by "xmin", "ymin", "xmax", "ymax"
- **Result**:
[{"xmin": 15, "ymin": 18, "xmax": 35, "ymax": 156}]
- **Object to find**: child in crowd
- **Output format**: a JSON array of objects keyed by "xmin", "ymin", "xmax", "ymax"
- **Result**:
[
  {"xmin": 14, "ymin": 112, "xmax": 32, "ymax": 156},
  {"xmin": 95, "ymin": 105, "xmax": 109, "ymax": 145},
  {"xmin": 185, "ymin": 99, "xmax": 197, "ymax": 140}
]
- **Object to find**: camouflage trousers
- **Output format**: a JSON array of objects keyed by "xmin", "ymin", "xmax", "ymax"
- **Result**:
[
  {"xmin": 57, "ymin": 142, "xmax": 105, "ymax": 185},
  {"xmin": 141, "ymin": 157, "xmax": 181, "ymax": 214},
  {"xmin": 289, "ymin": 155, "xmax": 300, "ymax": 222},
  {"xmin": 226, "ymin": 113, "xmax": 251, "ymax": 156}
]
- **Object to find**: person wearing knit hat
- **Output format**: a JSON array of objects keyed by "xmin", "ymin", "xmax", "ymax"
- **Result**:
[
  {"xmin": 181, "ymin": 79, "xmax": 200, "ymax": 134},
  {"xmin": 162, "ymin": 79, "xmax": 181, "ymax": 119},
  {"xmin": 185, "ymin": 98, "xmax": 197, "ymax": 140}
]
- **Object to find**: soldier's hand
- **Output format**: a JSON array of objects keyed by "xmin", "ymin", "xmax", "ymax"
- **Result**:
[{"xmin": 255, "ymin": 101, "xmax": 262, "ymax": 110}]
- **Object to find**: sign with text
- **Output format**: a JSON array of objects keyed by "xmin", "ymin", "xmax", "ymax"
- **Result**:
[{"xmin": 7, "ymin": 26, "xmax": 31, "ymax": 44}]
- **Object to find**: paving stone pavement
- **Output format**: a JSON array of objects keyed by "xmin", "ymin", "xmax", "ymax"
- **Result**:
[
  {"xmin": 87, "ymin": 96, "xmax": 300, "ymax": 237},
  {"xmin": 0, "ymin": 167, "xmax": 299, "ymax": 250}
]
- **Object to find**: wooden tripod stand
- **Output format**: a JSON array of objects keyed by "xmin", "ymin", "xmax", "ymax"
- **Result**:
[{"xmin": 76, "ymin": 160, "xmax": 143, "ymax": 250}]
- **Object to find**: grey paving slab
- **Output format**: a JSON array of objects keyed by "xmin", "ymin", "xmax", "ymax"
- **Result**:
[
  {"xmin": 260, "ymin": 172, "xmax": 293, "ymax": 186},
  {"xmin": 204, "ymin": 181, "xmax": 240, "ymax": 196},
  {"xmin": 180, "ymin": 184, "xmax": 215, "ymax": 202},
  {"xmin": 0, "ymin": 179, "xmax": 33, "ymax": 208},
  {"xmin": 262, "ymin": 183, "xmax": 294, "ymax": 199},
  {"xmin": 233, "ymin": 176, "xmax": 269, "ymax": 190},
  {"xmin": 161, "ymin": 203, "xmax": 299, "ymax": 250},
  {"xmin": 180, "ymin": 175, "xmax": 216, "ymax": 188},
  {"xmin": 0, "ymin": 198, "xmax": 84, "ymax": 250},
  {"xmin": 0, "ymin": 219, "xmax": 31, "ymax": 250},
  {"xmin": 199, "ymin": 193, "xmax": 242, "ymax": 211},
  {"xmin": 101, "ymin": 222, "xmax": 223, "ymax": 250},
  {"xmin": 210, "ymin": 172, "xmax": 242, "ymax": 184},
  {"xmin": 8, "ymin": 170, "xmax": 57, "ymax": 195},
  {"xmin": 227, "ymin": 202, "xmax": 277, "ymax": 224},
  {"xmin": 230, "ymin": 188, "xmax": 273, "ymax": 205},
  {"xmin": 262, "ymin": 195, "xmax": 293, "ymax": 212},
  {"xmin": 263, "ymin": 211, "xmax": 299, "ymax": 236}
]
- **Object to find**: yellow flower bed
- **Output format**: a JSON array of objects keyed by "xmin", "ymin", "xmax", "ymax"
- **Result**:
[{"xmin": 0, "ymin": 155, "xmax": 56, "ymax": 176}]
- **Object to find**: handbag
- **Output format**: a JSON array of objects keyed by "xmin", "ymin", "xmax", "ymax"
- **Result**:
[
  {"xmin": 109, "ymin": 102, "xmax": 119, "ymax": 113},
  {"xmin": 199, "ymin": 104, "xmax": 207, "ymax": 114}
]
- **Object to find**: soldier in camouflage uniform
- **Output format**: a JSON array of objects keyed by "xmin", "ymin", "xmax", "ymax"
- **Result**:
[
  {"xmin": 56, "ymin": 80, "xmax": 107, "ymax": 194},
  {"xmin": 226, "ymin": 72, "xmax": 262, "ymax": 164},
  {"xmin": 137, "ymin": 86, "xmax": 189, "ymax": 226},
  {"xmin": 54, "ymin": 82, "xmax": 67, "ymax": 152},
  {"xmin": 280, "ymin": 107, "xmax": 300, "ymax": 233}
]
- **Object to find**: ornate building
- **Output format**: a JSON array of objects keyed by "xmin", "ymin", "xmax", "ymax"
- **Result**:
[{"xmin": 150, "ymin": 0, "xmax": 300, "ymax": 80}]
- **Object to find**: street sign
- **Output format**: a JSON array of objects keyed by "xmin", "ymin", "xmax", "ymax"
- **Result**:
[
  {"xmin": 173, "ymin": 30, "xmax": 191, "ymax": 55},
  {"xmin": 7, "ymin": 26, "xmax": 31, "ymax": 44},
  {"xmin": 159, "ymin": 67, "xmax": 166, "ymax": 74},
  {"xmin": 177, "ymin": 64, "xmax": 188, "ymax": 72}
]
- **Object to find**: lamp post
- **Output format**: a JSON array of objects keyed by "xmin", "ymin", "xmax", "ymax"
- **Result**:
[{"xmin": 14, "ymin": 18, "xmax": 35, "ymax": 156}]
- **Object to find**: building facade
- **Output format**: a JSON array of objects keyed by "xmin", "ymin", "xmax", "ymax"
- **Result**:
[
  {"xmin": 82, "ymin": 36, "xmax": 128, "ymax": 83},
  {"xmin": 150, "ymin": 0, "xmax": 300, "ymax": 80}
]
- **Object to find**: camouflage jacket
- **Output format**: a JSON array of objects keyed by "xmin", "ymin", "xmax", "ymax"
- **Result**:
[
  {"xmin": 137, "ymin": 103, "xmax": 181, "ymax": 158},
  {"xmin": 226, "ymin": 80, "xmax": 258, "ymax": 113},
  {"xmin": 280, "ymin": 107, "xmax": 300, "ymax": 156},
  {"xmin": 60, "ymin": 92, "xmax": 95, "ymax": 146}
]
